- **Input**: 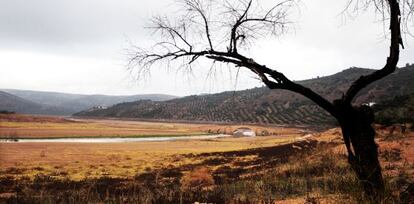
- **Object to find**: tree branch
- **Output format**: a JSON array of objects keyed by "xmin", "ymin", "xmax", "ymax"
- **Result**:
[
  {"xmin": 228, "ymin": 0, "xmax": 291, "ymax": 53},
  {"xmin": 343, "ymin": 0, "xmax": 403, "ymax": 104},
  {"xmin": 230, "ymin": 0, "xmax": 253, "ymax": 53},
  {"xmin": 184, "ymin": 0, "xmax": 214, "ymax": 50},
  {"xmin": 130, "ymin": 0, "xmax": 340, "ymax": 119},
  {"xmin": 203, "ymin": 52, "xmax": 339, "ymax": 118}
]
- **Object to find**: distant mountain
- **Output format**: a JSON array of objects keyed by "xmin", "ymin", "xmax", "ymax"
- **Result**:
[
  {"xmin": 75, "ymin": 64, "xmax": 414, "ymax": 126},
  {"xmin": 0, "ymin": 89, "xmax": 177, "ymax": 115},
  {"xmin": 0, "ymin": 91, "xmax": 41, "ymax": 113},
  {"xmin": 0, "ymin": 91, "xmax": 71, "ymax": 115}
]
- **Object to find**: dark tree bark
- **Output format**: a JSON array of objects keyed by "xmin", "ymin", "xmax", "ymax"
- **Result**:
[
  {"xmin": 130, "ymin": 0, "xmax": 409, "ymax": 200},
  {"xmin": 333, "ymin": 0, "xmax": 403, "ymax": 199},
  {"xmin": 335, "ymin": 101, "xmax": 385, "ymax": 199}
]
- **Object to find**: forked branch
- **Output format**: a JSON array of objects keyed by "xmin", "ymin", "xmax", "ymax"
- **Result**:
[{"xmin": 343, "ymin": 0, "xmax": 405, "ymax": 103}]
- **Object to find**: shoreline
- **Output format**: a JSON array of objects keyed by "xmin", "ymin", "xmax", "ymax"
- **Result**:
[{"xmin": 0, "ymin": 134, "xmax": 231, "ymax": 143}]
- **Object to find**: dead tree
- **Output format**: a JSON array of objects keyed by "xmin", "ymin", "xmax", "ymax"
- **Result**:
[{"xmin": 129, "ymin": 0, "xmax": 412, "ymax": 199}]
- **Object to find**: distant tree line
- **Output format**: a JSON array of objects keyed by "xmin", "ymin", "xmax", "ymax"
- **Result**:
[
  {"xmin": 374, "ymin": 94, "xmax": 414, "ymax": 126},
  {"xmin": 0, "ymin": 110, "xmax": 16, "ymax": 114}
]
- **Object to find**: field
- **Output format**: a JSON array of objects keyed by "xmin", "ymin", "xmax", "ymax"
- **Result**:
[
  {"xmin": 0, "ymin": 135, "xmax": 305, "ymax": 180},
  {"xmin": 0, "ymin": 114, "xmax": 306, "ymax": 180},
  {"xmin": 0, "ymin": 114, "xmax": 413, "ymax": 203},
  {"xmin": 0, "ymin": 114, "xmax": 304, "ymax": 139}
]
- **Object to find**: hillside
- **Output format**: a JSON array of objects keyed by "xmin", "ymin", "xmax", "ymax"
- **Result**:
[
  {"xmin": 75, "ymin": 65, "xmax": 414, "ymax": 126},
  {"xmin": 373, "ymin": 93, "xmax": 414, "ymax": 125},
  {"xmin": 0, "ymin": 91, "xmax": 70, "ymax": 115},
  {"xmin": 0, "ymin": 89, "xmax": 177, "ymax": 115},
  {"xmin": 0, "ymin": 91, "xmax": 41, "ymax": 113}
]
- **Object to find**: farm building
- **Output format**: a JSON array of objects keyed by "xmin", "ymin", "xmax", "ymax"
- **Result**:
[{"xmin": 233, "ymin": 127, "xmax": 256, "ymax": 137}]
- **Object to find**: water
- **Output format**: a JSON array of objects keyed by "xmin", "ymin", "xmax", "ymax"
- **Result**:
[{"xmin": 0, "ymin": 134, "xmax": 230, "ymax": 143}]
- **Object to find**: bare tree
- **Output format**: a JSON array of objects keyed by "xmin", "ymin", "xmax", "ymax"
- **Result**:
[{"xmin": 129, "ymin": 0, "xmax": 412, "ymax": 199}]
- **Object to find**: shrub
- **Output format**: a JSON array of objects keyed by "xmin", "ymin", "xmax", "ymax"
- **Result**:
[{"xmin": 181, "ymin": 167, "xmax": 215, "ymax": 191}]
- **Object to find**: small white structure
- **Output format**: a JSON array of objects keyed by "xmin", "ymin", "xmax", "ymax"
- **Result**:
[
  {"xmin": 363, "ymin": 102, "xmax": 376, "ymax": 107},
  {"xmin": 233, "ymin": 127, "xmax": 256, "ymax": 137}
]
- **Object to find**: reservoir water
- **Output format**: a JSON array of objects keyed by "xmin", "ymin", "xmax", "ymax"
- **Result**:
[{"xmin": 0, "ymin": 134, "xmax": 230, "ymax": 143}]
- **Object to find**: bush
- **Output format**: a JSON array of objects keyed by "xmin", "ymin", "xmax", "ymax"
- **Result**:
[{"xmin": 181, "ymin": 167, "xmax": 215, "ymax": 191}]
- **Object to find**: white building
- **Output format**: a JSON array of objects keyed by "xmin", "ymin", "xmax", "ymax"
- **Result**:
[{"xmin": 233, "ymin": 127, "xmax": 256, "ymax": 137}]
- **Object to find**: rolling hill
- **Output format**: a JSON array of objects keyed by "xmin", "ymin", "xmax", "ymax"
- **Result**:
[
  {"xmin": 0, "ymin": 89, "xmax": 177, "ymax": 115},
  {"xmin": 0, "ymin": 91, "xmax": 72, "ymax": 115},
  {"xmin": 0, "ymin": 91, "xmax": 42, "ymax": 114},
  {"xmin": 75, "ymin": 64, "xmax": 414, "ymax": 126}
]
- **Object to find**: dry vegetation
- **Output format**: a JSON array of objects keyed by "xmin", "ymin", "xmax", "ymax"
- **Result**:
[
  {"xmin": 0, "ymin": 114, "xmax": 413, "ymax": 203},
  {"xmin": 0, "ymin": 135, "xmax": 303, "ymax": 180},
  {"xmin": 0, "ymin": 114, "xmax": 302, "ymax": 139}
]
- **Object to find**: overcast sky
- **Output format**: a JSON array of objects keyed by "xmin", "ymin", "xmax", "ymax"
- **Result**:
[{"xmin": 0, "ymin": 0, "xmax": 413, "ymax": 96}]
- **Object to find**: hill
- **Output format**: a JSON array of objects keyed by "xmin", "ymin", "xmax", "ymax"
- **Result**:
[
  {"xmin": 0, "ymin": 91, "xmax": 42, "ymax": 114},
  {"xmin": 0, "ymin": 91, "xmax": 70, "ymax": 115},
  {"xmin": 373, "ymin": 93, "xmax": 414, "ymax": 125},
  {"xmin": 0, "ymin": 89, "xmax": 177, "ymax": 115},
  {"xmin": 75, "ymin": 65, "xmax": 414, "ymax": 126}
]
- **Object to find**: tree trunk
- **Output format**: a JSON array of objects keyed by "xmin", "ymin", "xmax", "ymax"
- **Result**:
[{"xmin": 335, "ymin": 102, "xmax": 385, "ymax": 200}]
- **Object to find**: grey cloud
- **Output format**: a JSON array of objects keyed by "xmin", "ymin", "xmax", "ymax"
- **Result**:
[
  {"xmin": 0, "ymin": 0, "xmax": 172, "ymax": 55},
  {"xmin": 0, "ymin": 0, "xmax": 412, "ymax": 95}
]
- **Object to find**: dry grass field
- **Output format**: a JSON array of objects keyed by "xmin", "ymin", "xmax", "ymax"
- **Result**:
[
  {"xmin": 0, "ymin": 135, "xmax": 304, "ymax": 180},
  {"xmin": 0, "ymin": 114, "xmax": 307, "ymax": 181},
  {"xmin": 1, "ymin": 114, "xmax": 413, "ymax": 203}
]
